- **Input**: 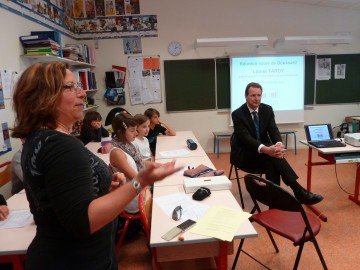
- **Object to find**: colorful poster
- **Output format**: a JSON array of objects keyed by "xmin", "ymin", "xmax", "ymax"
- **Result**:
[{"xmin": 73, "ymin": 0, "xmax": 85, "ymax": 18}]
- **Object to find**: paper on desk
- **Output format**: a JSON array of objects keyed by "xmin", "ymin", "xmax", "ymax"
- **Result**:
[
  {"xmin": 0, "ymin": 209, "xmax": 33, "ymax": 229},
  {"xmin": 154, "ymin": 192, "xmax": 209, "ymax": 221},
  {"xmin": 159, "ymin": 149, "xmax": 191, "ymax": 158},
  {"xmin": 189, "ymin": 206, "xmax": 251, "ymax": 241}
]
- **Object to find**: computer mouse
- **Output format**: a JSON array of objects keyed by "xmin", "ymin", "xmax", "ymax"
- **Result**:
[{"xmin": 192, "ymin": 187, "xmax": 211, "ymax": 201}]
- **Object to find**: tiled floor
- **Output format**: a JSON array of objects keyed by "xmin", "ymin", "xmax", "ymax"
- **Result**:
[{"xmin": 118, "ymin": 149, "xmax": 360, "ymax": 269}]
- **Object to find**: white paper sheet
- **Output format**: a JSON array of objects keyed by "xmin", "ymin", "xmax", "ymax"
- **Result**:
[{"xmin": 0, "ymin": 209, "xmax": 33, "ymax": 229}]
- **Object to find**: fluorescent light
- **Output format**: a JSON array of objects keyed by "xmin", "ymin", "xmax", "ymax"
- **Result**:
[
  {"xmin": 195, "ymin": 37, "xmax": 269, "ymax": 47},
  {"xmin": 274, "ymin": 33, "xmax": 352, "ymax": 47}
]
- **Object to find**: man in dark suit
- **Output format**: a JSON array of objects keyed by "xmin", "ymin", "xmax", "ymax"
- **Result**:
[{"xmin": 231, "ymin": 82, "xmax": 323, "ymax": 205}]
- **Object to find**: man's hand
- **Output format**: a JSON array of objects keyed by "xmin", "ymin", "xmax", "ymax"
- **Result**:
[{"xmin": 263, "ymin": 143, "xmax": 286, "ymax": 159}]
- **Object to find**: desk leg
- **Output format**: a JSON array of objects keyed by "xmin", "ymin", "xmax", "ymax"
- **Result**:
[
  {"xmin": 214, "ymin": 241, "xmax": 228, "ymax": 270},
  {"xmin": 151, "ymin": 249, "xmax": 162, "ymax": 270},
  {"xmin": 305, "ymin": 147, "xmax": 328, "ymax": 222},
  {"xmin": 217, "ymin": 137, "xmax": 220, "ymax": 159},
  {"xmin": 213, "ymin": 135, "xmax": 216, "ymax": 153},
  {"xmin": 349, "ymin": 164, "xmax": 360, "ymax": 205}
]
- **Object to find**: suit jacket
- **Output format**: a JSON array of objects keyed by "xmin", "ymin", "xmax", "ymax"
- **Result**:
[{"xmin": 231, "ymin": 103, "xmax": 282, "ymax": 170}]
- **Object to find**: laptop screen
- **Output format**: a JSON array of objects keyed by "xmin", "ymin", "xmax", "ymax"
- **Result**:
[{"xmin": 304, "ymin": 124, "xmax": 334, "ymax": 141}]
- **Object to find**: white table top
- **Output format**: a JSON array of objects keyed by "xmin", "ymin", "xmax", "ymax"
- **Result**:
[
  {"xmin": 150, "ymin": 185, "xmax": 257, "ymax": 248},
  {"xmin": 86, "ymin": 141, "xmax": 110, "ymax": 165},
  {"xmin": 155, "ymin": 131, "xmax": 207, "ymax": 159},
  {"xmin": 300, "ymin": 140, "xmax": 360, "ymax": 154},
  {"xmin": 0, "ymin": 191, "xmax": 35, "ymax": 255}
]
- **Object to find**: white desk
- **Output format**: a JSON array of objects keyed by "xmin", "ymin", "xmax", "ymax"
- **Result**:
[
  {"xmin": 150, "ymin": 185, "xmax": 257, "ymax": 269},
  {"xmin": 300, "ymin": 140, "xmax": 360, "ymax": 221},
  {"xmin": 151, "ymin": 131, "xmax": 257, "ymax": 270},
  {"xmin": 85, "ymin": 141, "xmax": 110, "ymax": 165},
  {"xmin": 0, "ymin": 192, "xmax": 35, "ymax": 256},
  {"xmin": 155, "ymin": 131, "xmax": 207, "ymax": 159}
]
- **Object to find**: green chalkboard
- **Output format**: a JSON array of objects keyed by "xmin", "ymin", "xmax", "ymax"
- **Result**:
[
  {"xmin": 164, "ymin": 54, "xmax": 360, "ymax": 111},
  {"xmin": 304, "ymin": 54, "xmax": 316, "ymax": 105},
  {"xmin": 215, "ymin": 58, "xmax": 231, "ymax": 109},
  {"xmin": 164, "ymin": 58, "xmax": 230, "ymax": 111},
  {"xmin": 164, "ymin": 59, "xmax": 216, "ymax": 111},
  {"xmin": 315, "ymin": 54, "xmax": 360, "ymax": 104}
]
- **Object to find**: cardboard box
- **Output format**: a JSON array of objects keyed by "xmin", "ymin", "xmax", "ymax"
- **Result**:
[{"xmin": 183, "ymin": 175, "xmax": 232, "ymax": 193}]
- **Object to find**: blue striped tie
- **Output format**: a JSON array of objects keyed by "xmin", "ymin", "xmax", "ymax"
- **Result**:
[{"xmin": 252, "ymin": 111, "xmax": 260, "ymax": 141}]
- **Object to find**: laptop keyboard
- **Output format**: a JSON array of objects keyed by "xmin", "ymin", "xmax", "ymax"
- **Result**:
[{"xmin": 309, "ymin": 140, "xmax": 346, "ymax": 148}]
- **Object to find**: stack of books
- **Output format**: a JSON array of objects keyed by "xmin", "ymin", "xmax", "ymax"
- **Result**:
[
  {"xmin": 20, "ymin": 32, "xmax": 61, "ymax": 56},
  {"xmin": 63, "ymin": 43, "xmax": 94, "ymax": 64},
  {"xmin": 62, "ymin": 45, "xmax": 83, "ymax": 61}
]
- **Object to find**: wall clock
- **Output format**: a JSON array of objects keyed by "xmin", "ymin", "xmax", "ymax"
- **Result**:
[{"xmin": 168, "ymin": 41, "xmax": 182, "ymax": 56}]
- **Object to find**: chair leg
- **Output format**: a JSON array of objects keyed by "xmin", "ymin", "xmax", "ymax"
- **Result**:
[
  {"xmin": 311, "ymin": 235, "xmax": 328, "ymax": 269},
  {"xmin": 116, "ymin": 219, "xmax": 130, "ymax": 253},
  {"xmin": 228, "ymin": 164, "xmax": 234, "ymax": 179},
  {"xmin": 234, "ymin": 168, "xmax": 245, "ymax": 209},
  {"xmin": 232, "ymin": 239, "xmax": 271, "ymax": 270},
  {"xmin": 265, "ymin": 229, "xmax": 279, "ymax": 253},
  {"xmin": 293, "ymin": 242, "xmax": 304, "ymax": 270},
  {"xmin": 231, "ymin": 239, "xmax": 245, "ymax": 270}
]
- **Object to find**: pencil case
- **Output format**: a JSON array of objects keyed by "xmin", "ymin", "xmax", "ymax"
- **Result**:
[{"xmin": 183, "ymin": 164, "xmax": 224, "ymax": 178}]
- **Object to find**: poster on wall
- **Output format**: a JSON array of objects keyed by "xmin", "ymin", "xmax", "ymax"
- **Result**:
[
  {"xmin": 127, "ymin": 55, "xmax": 161, "ymax": 105},
  {"xmin": 123, "ymin": 37, "xmax": 142, "ymax": 54},
  {"xmin": 4, "ymin": 1, "xmax": 156, "ymax": 39},
  {"xmin": 0, "ymin": 118, "xmax": 12, "ymax": 156}
]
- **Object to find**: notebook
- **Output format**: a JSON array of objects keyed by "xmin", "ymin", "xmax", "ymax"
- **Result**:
[{"xmin": 304, "ymin": 123, "xmax": 346, "ymax": 148}]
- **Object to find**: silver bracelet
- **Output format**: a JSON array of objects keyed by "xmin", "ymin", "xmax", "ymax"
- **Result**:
[{"xmin": 131, "ymin": 178, "xmax": 142, "ymax": 194}]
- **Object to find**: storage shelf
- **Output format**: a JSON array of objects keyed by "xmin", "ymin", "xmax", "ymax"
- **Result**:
[
  {"xmin": 85, "ymin": 89, "xmax": 97, "ymax": 95},
  {"xmin": 20, "ymin": 54, "xmax": 95, "ymax": 68},
  {"xmin": 83, "ymin": 105, "xmax": 99, "ymax": 112}
]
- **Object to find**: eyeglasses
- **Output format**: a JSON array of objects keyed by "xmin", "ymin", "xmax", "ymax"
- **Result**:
[
  {"xmin": 172, "ymin": 205, "xmax": 182, "ymax": 221},
  {"xmin": 63, "ymin": 82, "xmax": 83, "ymax": 93}
]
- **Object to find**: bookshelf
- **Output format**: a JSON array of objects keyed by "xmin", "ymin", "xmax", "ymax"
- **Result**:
[
  {"xmin": 21, "ymin": 54, "xmax": 98, "ymax": 112},
  {"xmin": 20, "ymin": 54, "xmax": 95, "ymax": 68}
]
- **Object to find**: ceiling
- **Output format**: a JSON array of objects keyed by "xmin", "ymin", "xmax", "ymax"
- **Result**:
[{"xmin": 269, "ymin": 0, "xmax": 360, "ymax": 10}]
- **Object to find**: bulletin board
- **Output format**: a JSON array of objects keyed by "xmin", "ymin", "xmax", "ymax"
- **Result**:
[{"xmin": 127, "ymin": 55, "xmax": 162, "ymax": 105}]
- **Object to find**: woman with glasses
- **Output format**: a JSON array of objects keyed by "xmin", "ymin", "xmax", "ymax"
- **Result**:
[{"xmin": 11, "ymin": 62, "xmax": 181, "ymax": 270}]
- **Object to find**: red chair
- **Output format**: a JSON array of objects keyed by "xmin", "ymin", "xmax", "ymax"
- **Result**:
[
  {"xmin": 115, "ymin": 187, "xmax": 152, "ymax": 253},
  {"xmin": 232, "ymin": 174, "xmax": 328, "ymax": 270}
]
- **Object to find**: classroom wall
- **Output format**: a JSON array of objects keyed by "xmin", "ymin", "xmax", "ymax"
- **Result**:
[
  {"xmin": 93, "ymin": 0, "xmax": 360, "ymax": 153},
  {"xmin": 1, "ymin": 0, "xmax": 360, "ymax": 181}
]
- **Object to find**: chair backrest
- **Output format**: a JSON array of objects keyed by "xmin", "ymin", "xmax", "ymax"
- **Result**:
[
  {"xmin": 139, "ymin": 187, "xmax": 153, "ymax": 242},
  {"xmin": 0, "ymin": 161, "xmax": 12, "ymax": 188},
  {"xmin": 105, "ymin": 107, "xmax": 128, "ymax": 126},
  {"xmin": 244, "ymin": 174, "xmax": 302, "ymax": 212}
]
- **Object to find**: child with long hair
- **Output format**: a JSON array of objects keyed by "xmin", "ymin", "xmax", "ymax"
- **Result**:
[
  {"xmin": 80, "ymin": 111, "xmax": 109, "ymax": 145},
  {"xmin": 109, "ymin": 112, "xmax": 144, "ymax": 213},
  {"xmin": 132, "ymin": 114, "xmax": 152, "ymax": 161}
]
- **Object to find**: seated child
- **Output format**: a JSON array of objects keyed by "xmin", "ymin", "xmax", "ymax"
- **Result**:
[
  {"xmin": 144, "ymin": 108, "xmax": 176, "ymax": 156},
  {"xmin": 109, "ymin": 112, "xmax": 144, "ymax": 213},
  {"xmin": 80, "ymin": 111, "xmax": 109, "ymax": 145},
  {"xmin": 132, "ymin": 114, "xmax": 152, "ymax": 161}
]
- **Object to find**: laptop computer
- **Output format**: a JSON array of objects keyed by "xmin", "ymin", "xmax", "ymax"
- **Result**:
[{"xmin": 304, "ymin": 123, "xmax": 346, "ymax": 148}]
